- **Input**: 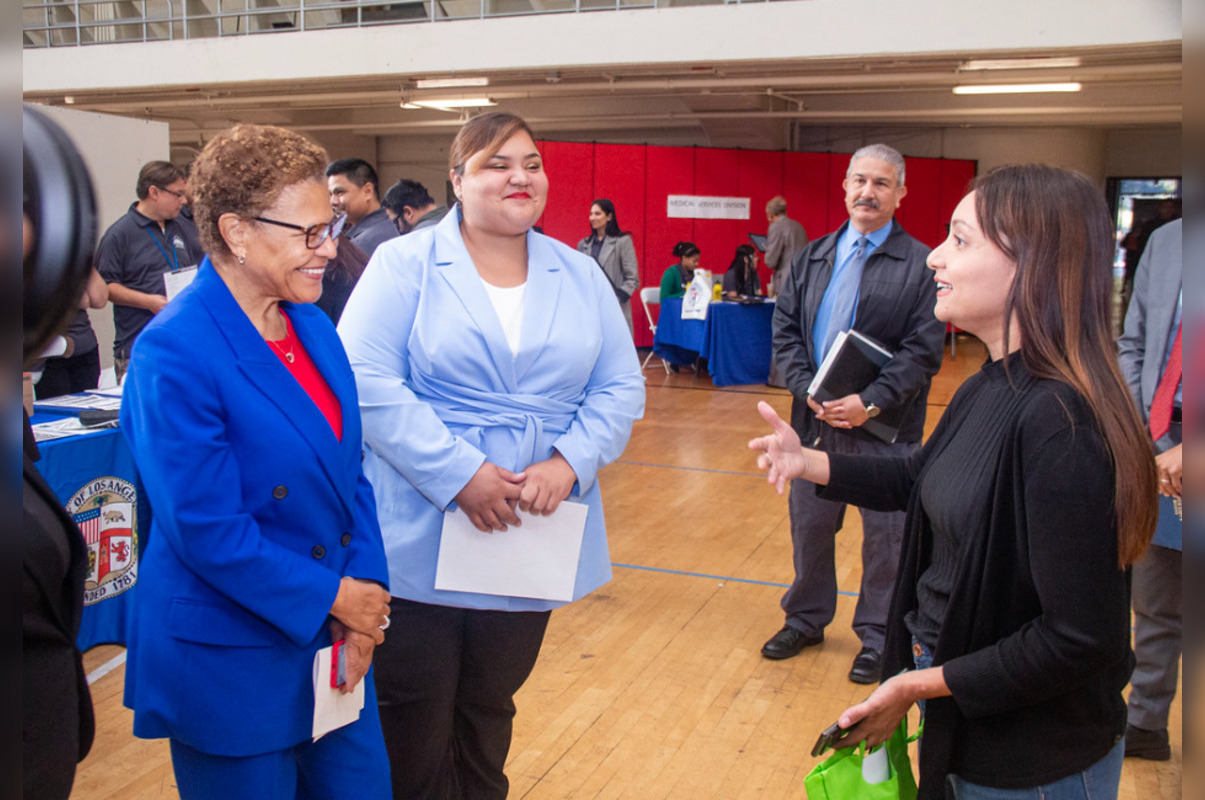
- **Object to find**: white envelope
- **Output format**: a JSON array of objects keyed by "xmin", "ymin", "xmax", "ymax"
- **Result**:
[
  {"xmin": 311, "ymin": 644, "xmax": 364, "ymax": 741},
  {"xmin": 434, "ymin": 501, "xmax": 589, "ymax": 603}
]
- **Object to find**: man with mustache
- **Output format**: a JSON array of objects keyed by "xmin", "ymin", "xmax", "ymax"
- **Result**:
[{"xmin": 764, "ymin": 144, "xmax": 944, "ymax": 684}]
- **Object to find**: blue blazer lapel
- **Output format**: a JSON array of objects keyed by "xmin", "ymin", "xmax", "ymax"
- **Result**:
[
  {"xmin": 514, "ymin": 232, "xmax": 564, "ymax": 382},
  {"xmin": 287, "ymin": 304, "xmax": 362, "ymax": 494},
  {"xmin": 433, "ymin": 212, "xmax": 520, "ymax": 391},
  {"xmin": 193, "ymin": 261, "xmax": 353, "ymax": 514}
]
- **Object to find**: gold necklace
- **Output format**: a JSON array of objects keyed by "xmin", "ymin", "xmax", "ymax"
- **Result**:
[{"xmin": 268, "ymin": 337, "xmax": 295, "ymax": 364}]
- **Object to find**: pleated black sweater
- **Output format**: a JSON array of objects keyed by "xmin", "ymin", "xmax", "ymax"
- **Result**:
[{"xmin": 822, "ymin": 352, "xmax": 1132, "ymax": 797}]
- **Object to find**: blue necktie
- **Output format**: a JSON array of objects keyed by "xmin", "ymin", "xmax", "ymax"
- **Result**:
[{"xmin": 814, "ymin": 235, "xmax": 869, "ymax": 364}]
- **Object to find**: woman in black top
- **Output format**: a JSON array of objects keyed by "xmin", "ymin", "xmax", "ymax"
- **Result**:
[
  {"xmin": 749, "ymin": 165, "xmax": 1156, "ymax": 799},
  {"xmin": 721, "ymin": 244, "xmax": 760, "ymax": 298},
  {"xmin": 33, "ymin": 267, "xmax": 108, "ymax": 398}
]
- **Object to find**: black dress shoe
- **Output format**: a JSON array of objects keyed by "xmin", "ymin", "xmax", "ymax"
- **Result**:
[
  {"xmin": 761, "ymin": 626, "xmax": 823, "ymax": 660},
  {"xmin": 1124, "ymin": 724, "xmax": 1171, "ymax": 760},
  {"xmin": 848, "ymin": 648, "xmax": 882, "ymax": 684}
]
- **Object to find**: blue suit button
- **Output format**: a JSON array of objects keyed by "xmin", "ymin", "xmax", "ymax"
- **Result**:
[
  {"xmin": 273, "ymin": 485, "xmax": 288, "ymax": 500},
  {"xmin": 341, "ymin": 533, "xmax": 352, "ymax": 546},
  {"xmin": 312, "ymin": 545, "xmax": 325, "ymax": 559}
]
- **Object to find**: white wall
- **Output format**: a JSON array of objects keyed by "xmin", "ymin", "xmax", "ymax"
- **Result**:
[
  {"xmin": 24, "ymin": 0, "xmax": 1182, "ymax": 94},
  {"xmin": 33, "ymin": 105, "xmax": 171, "ymax": 370},
  {"xmin": 794, "ymin": 124, "xmax": 1180, "ymax": 185}
]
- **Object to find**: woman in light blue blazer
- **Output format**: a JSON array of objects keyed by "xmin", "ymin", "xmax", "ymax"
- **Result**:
[
  {"xmin": 339, "ymin": 112, "xmax": 646, "ymax": 799},
  {"xmin": 119, "ymin": 124, "xmax": 393, "ymax": 798}
]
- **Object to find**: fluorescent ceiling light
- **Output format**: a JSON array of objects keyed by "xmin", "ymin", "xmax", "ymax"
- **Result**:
[
  {"xmin": 414, "ymin": 77, "xmax": 489, "ymax": 89},
  {"xmin": 952, "ymin": 82, "xmax": 1082, "ymax": 95},
  {"xmin": 401, "ymin": 97, "xmax": 497, "ymax": 110},
  {"xmin": 960, "ymin": 57, "xmax": 1082, "ymax": 71}
]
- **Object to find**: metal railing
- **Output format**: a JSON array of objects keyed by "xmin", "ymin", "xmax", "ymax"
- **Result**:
[{"xmin": 23, "ymin": 0, "xmax": 774, "ymax": 47}]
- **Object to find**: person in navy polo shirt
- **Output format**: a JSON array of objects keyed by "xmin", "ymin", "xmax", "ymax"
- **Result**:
[{"xmin": 96, "ymin": 160, "xmax": 201, "ymax": 381}]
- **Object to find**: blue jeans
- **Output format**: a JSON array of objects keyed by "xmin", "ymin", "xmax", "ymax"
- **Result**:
[
  {"xmin": 911, "ymin": 637, "xmax": 934, "ymax": 718},
  {"xmin": 945, "ymin": 739, "xmax": 1124, "ymax": 800}
]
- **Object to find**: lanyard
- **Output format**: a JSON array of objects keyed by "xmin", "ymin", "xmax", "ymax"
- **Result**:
[{"xmin": 145, "ymin": 225, "xmax": 181, "ymax": 272}]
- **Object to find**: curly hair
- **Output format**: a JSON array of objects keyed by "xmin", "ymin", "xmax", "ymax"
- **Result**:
[{"xmin": 188, "ymin": 124, "xmax": 329, "ymax": 258}]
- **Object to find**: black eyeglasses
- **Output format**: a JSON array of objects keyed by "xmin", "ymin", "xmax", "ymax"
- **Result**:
[
  {"xmin": 254, "ymin": 214, "xmax": 347, "ymax": 249},
  {"xmin": 156, "ymin": 185, "xmax": 187, "ymax": 199}
]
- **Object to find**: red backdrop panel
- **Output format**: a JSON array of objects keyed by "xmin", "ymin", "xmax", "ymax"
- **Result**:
[
  {"xmin": 538, "ymin": 140, "xmax": 594, "ymax": 249},
  {"xmin": 783, "ymin": 151, "xmax": 832, "ymax": 243},
  {"xmin": 643, "ymin": 145, "xmax": 696, "ymax": 287},
  {"xmin": 593, "ymin": 143, "xmax": 648, "ymax": 278},
  {"xmin": 690, "ymin": 147, "xmax": 743, "ymax": 274},
  {"xmin": 737, "ymin": 149, "xmax": 785, "ymax": 287},
  {"xmin": 826, "ymin": 153, "xmax": 855, "ymax": 234},
  {"xmin": 938, "ymin": 158, "xmax": 978, "ymax": 243},
  {"xmin": 641, "ymin": 145, "xmax": 696, "ymax": 348},
  {"xmin": 895, "ymin": 156, "xmax": 943, "ymax": 249}
]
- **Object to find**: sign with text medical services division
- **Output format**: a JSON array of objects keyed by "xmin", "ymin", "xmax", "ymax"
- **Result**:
[{"xmin": 667, "ymin": 195, "xmax": 751, "ymax": 220}]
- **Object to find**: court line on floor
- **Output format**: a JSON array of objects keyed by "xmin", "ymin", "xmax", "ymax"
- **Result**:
[
  {"xmin": 87, "ymin": 650, "xmax": 127, "ymax": 684},
  {"xmin": 614, "ymin": 459, "xmax": 766, "ymax": 478},
  {"xmin": 612, "ymin": 562, "xmax": 860, "ymax": 597}
]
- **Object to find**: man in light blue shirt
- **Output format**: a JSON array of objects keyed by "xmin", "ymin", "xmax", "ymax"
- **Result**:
[{"xmin": 767, "ymin": 144, "xmax": 944, "ymax": 683}]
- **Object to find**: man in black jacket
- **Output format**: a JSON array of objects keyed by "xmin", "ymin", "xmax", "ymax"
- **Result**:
[{"xmin": 764, "ymin": 144, "xmax": 944, "ymax": 683}]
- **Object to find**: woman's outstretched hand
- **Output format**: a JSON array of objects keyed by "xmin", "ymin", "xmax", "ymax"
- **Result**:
[{"xmin": 748, "ymin": 401, "xmax": 814, "ymax": 493}]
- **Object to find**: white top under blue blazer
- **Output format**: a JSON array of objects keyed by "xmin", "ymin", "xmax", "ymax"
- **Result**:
[
  {"xmin": 119, "ymin": 259, "xmax": 389, "ymax": 756},
  {"xmin": 338, "ymin": 208, "xmax": 646, "ymax": 612}
]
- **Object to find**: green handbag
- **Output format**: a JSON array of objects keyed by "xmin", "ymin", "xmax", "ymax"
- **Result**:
[{"xmin": 804, "ymin": 717, "xmax": 922, "ymax": 800}]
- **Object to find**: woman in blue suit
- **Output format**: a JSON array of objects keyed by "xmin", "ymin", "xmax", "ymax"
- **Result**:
[
  {"xmin": 339, "ymin": 111, "xmax": 645, "ymax": 798},
  {"xmin": 119, "ymin": 124, "xmax": 393, "ymax": 798}
]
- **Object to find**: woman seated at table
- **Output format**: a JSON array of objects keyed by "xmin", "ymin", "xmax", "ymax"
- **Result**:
[
  {"xmin": 659, "ymin": 240, "xmax": 700, "ymax": 299},
  {"xmin": 119, "ymin": 123, "xmax": 393, "ymax": 798},
  {"xmin": 749, "ymin": 164, "xmax": 1156, "ymax": 798},
  {"xmin": 721, "ymin": 244, "xmax": 760, "ymax": 299}
]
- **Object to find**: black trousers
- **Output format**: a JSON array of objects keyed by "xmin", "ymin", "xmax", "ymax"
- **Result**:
[
  {"xmin": 34, "ymin": 348, "xmax": 101, "ymax": 400},
  {"xmin": 374, "ymin": 598, "xmax": 550, "ymax": 800}
]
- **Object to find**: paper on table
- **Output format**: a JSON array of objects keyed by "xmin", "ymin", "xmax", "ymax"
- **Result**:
[
  {"xmin": 33, "ymin": 393, "xmax": 122, "ymax": 412},
  {"xmin": 312, "ymin": 645, "xmax": 364, "ymax": 741},
  {"xmin": 434, "ymin": 501, "xmax": 589, "ymax": 602},
  {"xmin": 32, "ymin": 416, "xmax": 100, "ymax": 442}
]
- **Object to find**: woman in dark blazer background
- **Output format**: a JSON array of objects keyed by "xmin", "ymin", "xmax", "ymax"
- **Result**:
[
  {"xmin": 577, "ymin": 198, "xmax": 640, "ymax": 334},
  {"xmin": 119, "ymin": 124, "xmax": 392, "ymax": 798}
]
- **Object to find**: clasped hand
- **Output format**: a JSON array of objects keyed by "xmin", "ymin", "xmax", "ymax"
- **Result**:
[
  {"xmin": 807, "ymin": 393, "xmax": 869, "ymax": 429},
  {"xmin": 330, "ymin": 576, "xmax": 390, "ymax": 646},
  {"xmin": 454, "ymin": 454, "xmax": 577, "ymax": 533}
]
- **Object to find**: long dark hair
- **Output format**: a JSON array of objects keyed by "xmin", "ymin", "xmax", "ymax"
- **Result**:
[
  {"xmin": 726, "ymin": 244, "xmax": 758, "ymax": 296},
  {"xmin": 975, "ymin": 164, "xmax": 1157, "ymax": 566},
  {"xmin": 727, "ymin": 243, "xmax": 756, "ymax": 273},
  {"xmin": 587, "ymin": 198, "xmax": 627, "ymax": 238}
]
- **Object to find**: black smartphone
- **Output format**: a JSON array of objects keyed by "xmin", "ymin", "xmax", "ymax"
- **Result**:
[{"xmin": 810, "ymin": 721, "xmax": 853, "ymax": 758}]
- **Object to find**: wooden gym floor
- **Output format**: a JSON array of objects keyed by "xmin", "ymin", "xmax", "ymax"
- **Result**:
[{"xmin": 73, "ymin": 335, "xmax": 1181, "ymax": 798}]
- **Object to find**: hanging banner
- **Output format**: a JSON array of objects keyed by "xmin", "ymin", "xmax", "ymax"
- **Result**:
[{"xmin": 667, "ymin": 195, "xmax": 751, "ymax": 220}]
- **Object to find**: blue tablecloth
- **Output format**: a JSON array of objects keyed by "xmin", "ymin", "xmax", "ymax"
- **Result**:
[
  {"xmin": 653, "ymin": 296, "xmax": 776, "ymax": 386},
  {"xmin": 32, "ymin": 406, "xmax": 149, "ymax": 651}
]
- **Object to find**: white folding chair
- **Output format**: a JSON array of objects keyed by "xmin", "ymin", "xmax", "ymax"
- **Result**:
[{"xmin": 639, "ymin": 286, "xmax": 671, "ymax": 373}]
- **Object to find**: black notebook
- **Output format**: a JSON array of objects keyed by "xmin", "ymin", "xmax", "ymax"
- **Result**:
[{"xmin": 807, "ymin": 329, "xmax": 902, "ymax": 443}]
